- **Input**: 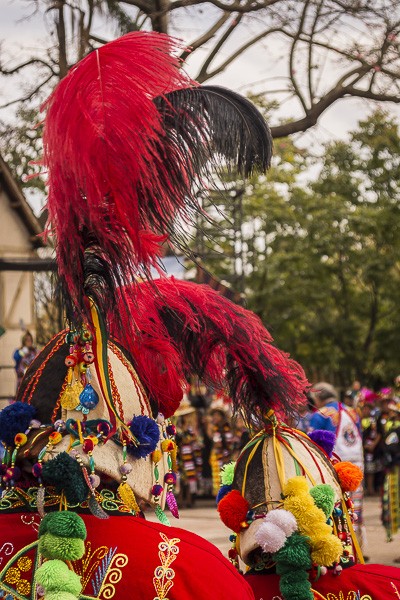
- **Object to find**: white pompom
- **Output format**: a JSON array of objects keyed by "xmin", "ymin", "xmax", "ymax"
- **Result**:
[
  {"xmin": 255, "ymin": 521, "xmax": 286, "ymax": 554},
  {"xmin": 265, "ymin": 509, "xmax": 297, "ymax": 536}
]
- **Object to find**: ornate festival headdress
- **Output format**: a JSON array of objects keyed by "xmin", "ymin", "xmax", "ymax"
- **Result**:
[{"xmin": 0, "ymin": 31, "xmax": 308, "ymax": 600}]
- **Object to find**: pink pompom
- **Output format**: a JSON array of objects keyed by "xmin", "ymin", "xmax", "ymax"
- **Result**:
[
  {"xmin": 265, "ymin": 509, "xmax": 297, "ymax": 536},
  {"xmin": 255, "ymin": 521, "xmax": 286, "ymax": 554}
]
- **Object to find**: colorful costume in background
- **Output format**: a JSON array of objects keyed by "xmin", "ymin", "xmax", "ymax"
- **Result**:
[
  {"xmin": 310, "ymin": 400, "xmax": 366, "ymax": 550},
  {"xmin": 382, "ymin": 418, "xmax": 400, "ymax": 542}
]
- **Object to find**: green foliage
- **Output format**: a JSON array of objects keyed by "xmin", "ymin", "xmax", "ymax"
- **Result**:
[
  {"xmin": 0, "ymin": 107, "xmax": 45, "ymax": 199},
  {"xmin": 195, "ymin": 110, "xmax": 400, "ymax": 385},
  {"xmin": 244, "ymin": 110, "xmax": 400, "ymax": 386}
]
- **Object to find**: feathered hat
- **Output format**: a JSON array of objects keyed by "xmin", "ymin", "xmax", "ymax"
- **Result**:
[
  {"xmin": 215, "ymin": 414, "xmax": 365, "ymax": 600},
  {"xmin": 0, "ymin": 31, "xmax": 309, "ymax": 599}
]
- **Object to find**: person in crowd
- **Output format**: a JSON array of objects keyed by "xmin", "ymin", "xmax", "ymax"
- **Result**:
[
  {"xmin": 175, "ymin": 397, "xmax": 203, "ymax": 508},
  {"xmin": 360, "ymin": 398, "xmax": 384, "ymax": 496},
  {"xmin": 295, "ymin": 391, "xmax": 315, "ymax": 433},
  {"xmin": 309, "ymin": 382, "xmax": 367, "ymax": 554},
  {"xmin": 381, "ymin": 401, "xmax": 400, "ymax": 563},
  {"xmin": 207, "ymin": 406, "xmax": 234, "ymax": 496},
  {"xmin": 12, "ymin": 330, "xmax": 38, "ymax": 392}
]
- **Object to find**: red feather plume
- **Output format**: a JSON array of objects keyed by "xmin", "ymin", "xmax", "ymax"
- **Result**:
[
  {"xmin": 42, "ymin": 32, "xmax": 195, "ymax": 320},
  {"xmin": 114, "ymin": 278, "xmax": 308, "ymax": 423}
]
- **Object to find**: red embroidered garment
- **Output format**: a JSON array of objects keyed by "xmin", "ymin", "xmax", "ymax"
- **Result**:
[
  {"xmin": 245, "ymin": 564, "xmax": 400, "ymax": 600},
  {"xmin": 0, "ymin": 513, "xmax": 254, "ymax": 599}
]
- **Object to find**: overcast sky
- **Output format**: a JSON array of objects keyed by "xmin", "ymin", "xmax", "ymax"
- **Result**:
[{"xmin": 1, "ymin": 0, "xmax": 400, "ymax": 150}]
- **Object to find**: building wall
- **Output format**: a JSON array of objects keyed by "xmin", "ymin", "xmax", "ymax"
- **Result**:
[{"xmin": 0, "ymin": 187, "xmax": 37, "ymax": 406}]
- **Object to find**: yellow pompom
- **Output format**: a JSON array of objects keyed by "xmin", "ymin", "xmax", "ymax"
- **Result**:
[
  {"xmin": 311, "ymin": 536, "xmax": 343, "ymax": 566},
  {"xmin": 161, "ymin": 439, "xmax": 175, "ymax": 453},
  {"xmin": 151, "ymin": 450, "xmax": 162, "ymax": 463},
  {"xmin": 282, "ymin": 476, "xmax": 309, "ymax": 497},
  {"xmin": 283, "ymin": 476, "xmax": 342, "ymax": 567}
]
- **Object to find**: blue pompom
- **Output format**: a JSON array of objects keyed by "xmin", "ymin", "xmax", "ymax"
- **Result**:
[
  {"xmin": 128, "ymin": 415, "xmax": 160, "ymax": 459},
  {"xmin": 216, "ymin": 484, "xmax": 232, "ymax": 504},
  {"xmin": 0, "ymin": 402, "xmax": 36, "ymax": 446},
  {"xmin": 309, "ymin": 429, "xmax": 336, "ymax": 457}
]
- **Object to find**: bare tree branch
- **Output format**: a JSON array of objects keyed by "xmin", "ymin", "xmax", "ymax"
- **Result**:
[
  {"xmin": 180, "ymin": 12, "xmax": 231, "ymax": 61},
  {"xmin": 0, "ymin": 58, "xmax": 57, "ymax": 77},
  {"xmin": 0, "ymin": 73, "xmax": 54, "ymax": 109},
  {"xmin": 198, "ymin": 26, "xmax": 283, "ymax": 82}
]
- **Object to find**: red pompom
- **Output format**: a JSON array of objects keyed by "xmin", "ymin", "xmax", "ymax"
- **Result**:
[
  {"xmin": 218, "ymin": 490, "xmax": 249, "ymax": 533},
  {"xmin": 334, "ymin": 461, "xmax": 363, "ymax": 492}
]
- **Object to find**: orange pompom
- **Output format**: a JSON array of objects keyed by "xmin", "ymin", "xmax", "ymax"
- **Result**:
[
  {"xmin": 217, "ymin": 490, "xmax": 249, "ymax": 533},
  {"xmin": 334, "ymin": 461, "xmax": 363, "ymax": 492}
]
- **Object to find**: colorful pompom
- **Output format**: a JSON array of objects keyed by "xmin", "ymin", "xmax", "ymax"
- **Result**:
[
  {"xmin": 48, "ymin": 431, "xmax": 63, "ymax": 445},
  {"xmin": 218, "ymin": 490, "xmax": 250, "ymax": 533},
  {"xmin": 151, "ymin": 450, "xmax": 162, "ymax": 463},
  {"xmin": 166, "ymin": 424, "xmax": 176, "ymax": 436},
  {"xmin": 311, "ymin": 535, "xmax": 343, "ymax": 567},
  {"xmin": 42, "ymin": 452, "xmax": 89, "ymax": 504},
  {"xmin": 0, "ymin": 402, "xmax": 36, "ymax": 446},
  {"xmin": 39, "ymin": 532, "xmax": 85, "ymax": 561},
  {"xmin": 274, "ymin": 531, "xmax": 313, "ymax": 600},
  {"xmin": 32, "ymin": 462, "xmax": 43, "ymax": 477},
  {"xmin": 14, "ymin": 432, "xmax": 28, "ymax": 446},
  {"xmin": 264, "ymin": 509, "xmax": 297, "ymax": 537},
  {"xmin": 151, "ymin": 484, "xmax": 164, "ymax": 497},
  {"xmin": 220, "ymin": 461, "xmax": 236, "ymax": 486},
  {"xmin": 308, "ymin": 430, "xmax": 336, "ymax": 457},
  {"xmin": 128, "ymin": 415, "xmax": 160, "ymax": 458},
  {"xmin": 39, "ymin": 511, "xmax": 87, "ymax": 539},
  {"xmin": 310, "ymin": 484, "xmax": 335, "ymax": 517},
  {"xmin": 35, "ymin": 559, "xmax": 82, "ymax": 595},
  {"xmin": 283, "ymin": 476, "xmax": 342, "ymax": 568},
  {"xmin": 255, "ymin": 521, "xmax": 287, "ymax": 554},
  {"xmin": 44, "ymin": 591, "xmax": 79, "ymax": 600},
  {"xmin": 216, "ymin": 484, "xmax": 232, "ymax": 504},
  {"xmin": 164, "ymin": 472, "xmax": 177, "ymax": 485},
  {"xmin": 161, "ymin": 439, "xmax": 175, "ymax": 453},
  {"xmin": 334, "ymin": 462, "xmax": 363, "ymax": 492}
]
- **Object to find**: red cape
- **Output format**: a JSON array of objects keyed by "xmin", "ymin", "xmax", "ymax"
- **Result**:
[
  {"xmin": 0, "ymin": 513, "xmax": 254, "ymax": 599},
  {"xmin": 245, "ymin": 563, "xmax": 400, "ymax": 599}
]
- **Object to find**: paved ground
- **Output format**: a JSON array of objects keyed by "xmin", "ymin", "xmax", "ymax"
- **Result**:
[{"xmin": 150, "ymin": 496, "xmax": 400, "ymax": 567}]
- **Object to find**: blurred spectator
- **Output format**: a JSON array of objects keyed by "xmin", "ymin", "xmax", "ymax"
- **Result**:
[
  {"xmin": 206, "ymin": 406, "xmax": 234, "ymax": 496},
  {"xmin": 309, "ymin": 382, "xmax": 367, "ymax": 554},
  {"xmin": 381, "ymin": 400, "xmax": 400, "ymax": 561},
  {"xmin": 361, "ymin": 400, "xmax": 384, "ymax": 496},
  {"xmin": 13, "ymin": 331, "xmax": 38, "ymax": 392}
]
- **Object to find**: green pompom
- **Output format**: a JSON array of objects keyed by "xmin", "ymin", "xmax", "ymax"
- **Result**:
[
  {"xmin": 39, "ymin": 511, "xmax": 87, "ymax": 540},
  {"xmin": 42, "ymin": 452, "xmax": 89, "ymax": 504},
  {"xmin": 309, "ymin": 484, "xmax": 335, "ymax": 518},
  {"xmin": 220, "ymin": 461, "xmax": 236, "ymax": 486},
  {"xmin": 35, "ymin": 559, "xmax": 82, "ymax": 595},
  {"xmin": 274, "ymin": 531, "xmax": 312, "ymax": 570},
  {"xmin": 39, "ymin": 532, "xmax": 85, "ymax": 561},
  {"xmin": 44, "ymin": 593, "xmax": 79, "ymax": 600},
  {"xmin": 280, "ymin": 570, "xmax": 313, "ymax": 600},
  {"xmin": 274, "ymin": 532, "xmax": 313, "ymax": 600}
]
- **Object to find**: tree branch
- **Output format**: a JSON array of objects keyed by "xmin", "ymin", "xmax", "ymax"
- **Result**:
[
  {"xmin": 196, "ymin": 13, "xmax": 243, "ymax": 82},
  {"xmin": 0, "ymin": 58, "xmax": 56, "ymax": 77},
  {"xmin": 180, "ymin": 12, "xmax": 231, "ymax": 61},
  {"xmin": 0, "ymin": 73, "xmax": 54, "ymax": 109},
  {"xmin": 289, "ymin": 0, "xmax": 310, "ymax": 114},
  {"xmin": 168, "ymin": 0, "xmax": 281, "ymax": 13}
]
